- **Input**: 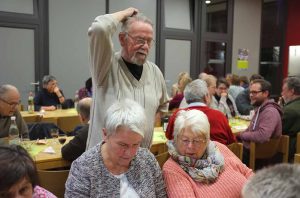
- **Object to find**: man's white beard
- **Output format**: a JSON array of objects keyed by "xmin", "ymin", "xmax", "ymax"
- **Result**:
[{"xmin": 130, "ymin": 53, "xmax": 147, "ymax": 65}]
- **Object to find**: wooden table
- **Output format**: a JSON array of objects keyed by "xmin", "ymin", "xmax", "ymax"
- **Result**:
[
  {"xmin": 229, "ymin": 118, "xmax": 250, "ymax": 134},
  {"xmin": 21, "ymin": 109, "xmax": 81, "ymax": 132},
  {"xmin": 25, "ymin": 130, "xmax": 167, "ymax": 170},
  {"xmin": 26, "ymin": 136, "xmax": 73, "ymax": 170}
]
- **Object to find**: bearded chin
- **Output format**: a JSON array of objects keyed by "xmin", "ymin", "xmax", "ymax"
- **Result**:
[{"xmin": 131, "ymin": 54, "xmax": 147, "ymax": 66}]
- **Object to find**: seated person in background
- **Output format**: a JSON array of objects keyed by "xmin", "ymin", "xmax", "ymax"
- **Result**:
[
  {"xmin": 212, "ymin": 78, "xmax": 239, "ymax": 118},
  {"xmin": 169, "ymin": 73, "xmax": 192, "ymax": 111},
  {"xmin": 166, "ymin": 79, "xmax": 236, "ymax": 145},
  {"xmin": 239, "ymin": 75, "xmax": 249, "ymax": 89},
  {"xmin": 281, "ymin": 76, "xmax": 300, "ymax": 161},
  {"xmin": 242, "ymin": 164, "xmax": 300, "ymax": 198},
  {"xmin": 65, "ymin": 99, "xmax": 166, "ymax": 197},
  {"xmin": 78, "ymin": 77, "xmax": 92, "ymax": 100},
  {"xmin": 171, "ymin": 72, "xmax": 189, "ymax": 97},
  {"xmin": 163, "ymin": 109, "xmax": 253, "ymax": 198},
  {"xmin": 0, "ymin": 84, "xmax": 28, "ymax": 139},
  {"xmin": 0, "ymin": 145, "xmax": 56, "ymax": 198},
  {"xmin": 34, "ymin": 75, "xmax": 65, "ymax": 111},
  {"xmin": 228, "ymin": 74, "xmax": 244, "ymax": 101},
  {"xmin": 235, "ymin": 74, "xmax": 264, "ymax": 115},
  {"xmin": 61, "ymin": 97, "xmax": 92, "ymax": 162},
  {"xmin": 236, "ymin": 79, "xmax": 282, "ymax": 166}
]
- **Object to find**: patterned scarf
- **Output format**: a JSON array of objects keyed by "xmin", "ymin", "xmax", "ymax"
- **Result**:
[{"xmin": 167, "ymin": 140, "xmax": 224, "ymax": 183}]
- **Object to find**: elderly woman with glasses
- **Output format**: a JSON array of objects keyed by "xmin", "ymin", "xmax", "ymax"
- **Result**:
[
  {"xmin": 163, "ymin": 109, "xmax": 253, "ymax": 198},
  {"xmin": 65, "ymin": 99, "xmax": 166, "ymax": 197}
]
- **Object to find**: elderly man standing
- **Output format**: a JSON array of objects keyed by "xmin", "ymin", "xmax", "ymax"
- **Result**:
[
  {"xmin": 166, "ymin": 79, "xmax": 236, "ymax": 145},
  {"xmin": 62, "ymin": 97, "xmax": 92, "ymax": 162},
  {"xmin": 281, "ymin": 76, "xmax": 300, "ymax": 161},
  {"xmin": 236, "ymin": 79, "xmax": 282, "ymax": 165},
  {"xmin": 86, "ymin": 8, "xmax": 169, "ymax": 149},
  {"xmin": 0, "ymin": 84, "xmax": 28, "ymax": 139}
]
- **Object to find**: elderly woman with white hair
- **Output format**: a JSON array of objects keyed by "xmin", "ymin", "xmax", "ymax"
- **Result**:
[
  {"xmin": 65, "ymin": 99, "xmax": 166, "ymax": 198},
  {"xmin": 163, "ymin": 109, "xmax": 253, "ymax": 198}
]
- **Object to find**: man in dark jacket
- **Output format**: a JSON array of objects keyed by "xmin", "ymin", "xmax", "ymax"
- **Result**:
[
  {"xmin": 281, "ymin": 76, "xmax": 300, "ymax": 161},
  {"xmin": 61, "ymin": 97, "xmax": 91, "ymax": 162}
]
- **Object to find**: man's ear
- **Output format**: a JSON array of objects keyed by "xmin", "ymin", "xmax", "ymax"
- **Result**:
[
  {"xmin": 119, "ymin": 32, "xmax": 126, "ymax": 47},
  {"xmin": 204, "ymin": 94, "xmax": 211, "ymax": 105}
]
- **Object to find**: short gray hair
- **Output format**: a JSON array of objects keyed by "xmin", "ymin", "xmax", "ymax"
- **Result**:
[
  {"xmin": 0, "ymin": 84, "xmax": 18, "ymax": 100},
  {"xmin": 42, "ymin": 75, "xmax": 56, "ymax": 85},
  {"xmin": 77, "ymin": 97, "xmax": 92, "ymax": 120},
  {"xmin": 184, "ymin": 79, "xmax": 208, "ymax": 104},
  {"xmin": 173, "ymin": 109, "xmax": 210, "ymax": 143},
  {"xmin": 104, "ymin": 99, "xmax": 146, "ymax": 138},
  {"xmin": 284, "ymin": 76, "xmax": 300, "ymax": 95},
  {"xmin": 242, "ymin": 163, "xmax": 300, "ymax": 198},
  {"xmin": 121, "ymin": 13, "xmax": 153, "ymax": 33}
]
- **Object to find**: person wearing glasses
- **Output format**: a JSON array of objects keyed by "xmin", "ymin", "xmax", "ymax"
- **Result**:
[
  {"xmin": 236, "ymin": 79, "xmax": 282, "ymax": 167},
  {"xmin": 163, "ymin": 109, "xmax": 252, "ymax": 198},
  {"xmin": 65, "ymin": 99, "xmax": 166, "ymax": 197},
  {"xmin": 0, "ymin": 84, "xmax": 28, "ymax": 139},
  {"xmin": 86, "ymin": 7, "xmax": 169, "ymax": 150},
  {"xmin": 34, "ymin": 75, "xmax": 65, "ymax": 111}
]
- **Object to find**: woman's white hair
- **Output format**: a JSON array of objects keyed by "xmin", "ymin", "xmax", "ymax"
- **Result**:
[
  {"xmin": 173, "ymin": 109, "xmax": 210, "ymax": 142},
  {"xmin": 104, "ymin": 99, "xmax": 146, "ymax": 137}
]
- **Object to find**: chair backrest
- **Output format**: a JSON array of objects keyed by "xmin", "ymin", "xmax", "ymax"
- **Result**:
[
  {"xmin": 249, "ymin": 135, "xmax": 289, "ymax": 170},
  {"xmin": 296, "ymin": 132, "xmax": 300, "ymax": 153},
  {"xmin": 150, "ymin": 143, "xmax": 167, "ymax": 156},
  {"xmin": 155, "ymin": 152, "xmax": 170, "ymax": 168},
  {"xmin": 37, "ymin": 169, "xmax": 70, "ymax": 198},
  {"xmin": 294, "ymin": 154, "xmax": 300, "ymax": 164},
  {"xmin": 227, "ymin": 142, "xmax": 243, "ymax": 160}
]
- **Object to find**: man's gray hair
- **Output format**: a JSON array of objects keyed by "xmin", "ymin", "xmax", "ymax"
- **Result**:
[
  {"xmin": 173, "ymin": 109, "xmax": 210, "ymax": 143},
  {"xmin": 284, "ymin": 76, "xmax": 300, "ymax": 95},
  {"xmin": 0, "ymin": 84, "xmax": 18, "ymax": 99},
  {"xmin": 242, "ymin": 163, "xmax": 300, "ymax": 198},
  {"xmin": 42, "ymin": 75, "xmax": 56, "ymax": 85},
  {"xmin": 184, "ymin": 79, "xmax": 208, "ymax": 104},
  {"xmin": 77, "ymin": 97, "xmax": 92, "ymax": 120},
  {"xmin": 121, "ymin": 13, "xmax": 153, "ymax": 33},
  {"xmin": 104, "ymin": 99, "xmax": 146, "ymax": 138}
]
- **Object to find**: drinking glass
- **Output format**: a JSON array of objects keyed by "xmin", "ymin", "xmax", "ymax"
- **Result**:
[
  {"xmin": 58, "ymin": 133, "xmax": 67, "ymax": 145},
  {"xmin": 50, "ymin": 128, "xmax": 59, "ymax": 144}
]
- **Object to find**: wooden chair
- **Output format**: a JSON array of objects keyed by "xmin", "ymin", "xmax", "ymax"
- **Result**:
[
  {"xmin": 37, "ymin": 169, "xmax": 70, "ymax": 198},
  {"xmin": 150, "ymin": 142, "xmax": 167, "ymax": 156},
  {"xmin": 155, "ymin": 152, "xmax": 170, "ymax": 168},
  {"xmin": 227, "ymin": 142, "xmax": 243, "ymax": 160},
  {"xmin": 249, "ymin": 135, "xmax": 289, "ymax": 170},
  {"xmin": 294, "ymin": 153, "xmax": 300, "ymax": 164}
]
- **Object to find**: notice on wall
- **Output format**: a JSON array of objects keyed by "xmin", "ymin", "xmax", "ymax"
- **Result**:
[{"xmin": 237, "ymin": 48, "xmax": 249, "ymax": 69}]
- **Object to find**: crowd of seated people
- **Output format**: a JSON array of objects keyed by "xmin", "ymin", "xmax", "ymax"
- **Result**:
[{"xmin": 2, "ymin": 5, "xmax": 300, "ymax": 197}]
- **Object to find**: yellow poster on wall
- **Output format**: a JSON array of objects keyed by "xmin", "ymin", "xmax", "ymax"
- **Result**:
[{"xmin": 237, "ymin": 60, "xmax": 249, "ymax": 69}]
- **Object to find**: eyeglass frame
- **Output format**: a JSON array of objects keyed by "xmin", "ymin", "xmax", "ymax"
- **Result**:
[
  {"xmin": 0, "ymin": 97, "xmax": 19, "ymax": 108},
  {"xmin": 249, "ymin": 90, "xmax": 264, "ymax": 95},
  {"xmin": 178, "ymin": 136, "xmax": 207, "ymax": 147},
  {"xmin": 125, "ymin": 32, "xmax": 155, "ymax": 47}
]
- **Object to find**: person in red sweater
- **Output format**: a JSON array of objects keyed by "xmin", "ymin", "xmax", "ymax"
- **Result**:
[
  {"xmin": 166, "ymin": 79, "xmax": 236, "ymax": 145},
  {"xmin": 163, "ymin": 109, "xmax": 253, "ymax": 198}
]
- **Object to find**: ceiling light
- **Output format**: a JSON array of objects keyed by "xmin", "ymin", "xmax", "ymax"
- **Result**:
[{"xmin": 205, "ymin": 0, "xmax": 211, "ymax": 4}]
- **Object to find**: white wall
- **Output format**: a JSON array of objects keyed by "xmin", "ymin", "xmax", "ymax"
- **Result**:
[
  {"xmin": 231, "ymin": 0, "xmax": 262, "ymax": 78},
  {"xmin": 49, "ymin": 0, "xmax": 106, "ymax": 99}
]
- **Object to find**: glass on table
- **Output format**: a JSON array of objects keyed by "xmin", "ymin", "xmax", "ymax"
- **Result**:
[
  {"xmin": 50, "ymin": 128, "xmax": 59, "ymax": 144},
  {"xmin": 58, "ymin": 133, "xmax": 67, "ymax": 145}
]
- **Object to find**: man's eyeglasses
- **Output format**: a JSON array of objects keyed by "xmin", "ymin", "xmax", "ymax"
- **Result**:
[
  {"xmin": 179, "ymin": 137, "xmax": 207, "ymax": 147},
  {"xmin": 249, "ymin": 90, "xmax": 263, "ymax": 95},
  {"xmin": 126, "ymin": 33, "xmax": 155, "ymax": 47},
  {"xmin": 0, "ymin": 98, "xmax": 19, "ymax": 108}
]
